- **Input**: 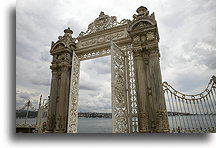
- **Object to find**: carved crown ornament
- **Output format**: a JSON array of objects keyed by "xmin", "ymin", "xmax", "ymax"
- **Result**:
[
  {"xmin": 128, "ymin": 6, "xmax": 157, "ymax": 33},
  {"xmin": 127, "ymin": 6, "xmax": 160, "ymax": 45},
  {"xmin": 78, "ymin": 11, "xmax": 131, "ymax": 37},
  {"xmin": 50, "ymin": 27, "xmax": 76, "ymax": 54},
  {"xmin": 50, "ymin": 6, "xmax": 159, "ymax": 55},
  {"xmin": 133, "ymin": 6, "xmax": 150, "ymax": 20}
]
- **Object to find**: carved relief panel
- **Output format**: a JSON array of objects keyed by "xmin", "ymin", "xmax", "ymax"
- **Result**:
[
  {"xmin": 67, "ymin": 51, "xmax": 80, "ymax": 133},
  {"xmin": 111, "ymin": 41, "xmax": 129, "ymax": 133}
]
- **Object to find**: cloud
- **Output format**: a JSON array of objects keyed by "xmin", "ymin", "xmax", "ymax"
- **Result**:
[
  {"xmin": 80, "ymin": 56, "xmax": 111, "ymax": 75},
  {"xmin": 16, "ymin": 0, "xmax": 216, "ymax": 113},
  {"xmin": 30, "ymin": 78, "xmax": 51, "ymax": 86},
  {"xmin": 16, "ymin": 90, "xmax": 41, "ymax": 110},
  {"xmin": 40, "ymin": 49, "xmax": 51, "ymax": 62},
  {"xmin": 159, "ymin": 0, "xmax": 215, "ymax": 93},
  {"xmin": 16, "ymin": 91, "xmax": 39, "ymax": 100},
  {"xmin": 79, "ymin": 83, "xmax": 100, "ymax": 91},
  {"xmin": 78, "ymin": 56, "xmax": 111, "ymax": 112}
]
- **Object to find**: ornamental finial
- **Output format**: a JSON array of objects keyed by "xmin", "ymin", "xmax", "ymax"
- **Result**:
[
  {"xmin": 99, "ymin": 11, "xmax": 105, "ymax": 17},
  {"xmin": 133, "ymin": 6, "xmax": 150, "ymax": 19},
  {"xmin": 64, "ymin": 27, "xmax": 73, "ymax": 34},
  {"xmin": 136, "ymin": 6, "xmax": 149, "ymax": 16}
]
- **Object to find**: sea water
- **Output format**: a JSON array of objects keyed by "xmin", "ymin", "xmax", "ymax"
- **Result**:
[
  {"xmin": 16, "ymin": 115, "xmax": 215, "ymax": 133},
  {"xmin": 15, "ymin": 117, "xmax": 112, "ymax": 133},
  {"xmin": 78, "ymin": 117, "xmax": 112, "ymax": 133}
]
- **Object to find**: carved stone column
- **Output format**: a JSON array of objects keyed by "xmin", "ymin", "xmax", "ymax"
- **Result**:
[
  {"xmin": 148, "ymin": 48, "xmax": 169, "ymax": 132},
  {"xmin": 46, "ymin": 66, "xmax": 58, "ymax": 132},
  {"xmin": 128, "ymin": 6, "xmax": 169, "ymax": 133},
  {"xmin": 132, "ymin": 47, "xmax": 150, "ymax": 132},
  {"xmin": 46, "ymin": 27, "xmax": 76, "ymax": 133},
  {"xmin": 55, "ymin": 66, "xmax": 71, "ymax": 132}
]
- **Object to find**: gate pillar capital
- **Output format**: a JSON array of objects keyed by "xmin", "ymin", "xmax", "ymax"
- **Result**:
[{"xmin": 132, "ymin": 46, "xmax": 143, "ymax": 58}]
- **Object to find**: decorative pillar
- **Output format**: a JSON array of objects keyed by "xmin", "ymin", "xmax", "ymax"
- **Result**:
[
  {"xmin": 55, "ymin": 65, "xmax": 70, "ymax": 132},
  {"xmin": 46, "ymin": 27, "xmax": 76, "ymax": 133},
  {"xmin": 148, "ymin": 48, "xmax": 169, "ymax": 132},
  {"xmin": 132, "ymin": 47, "xmax": 150, "ymax": 132},
  {"xmin": 128, "ymin": 6, "xmax": 169, "ymax": 133},
  {"xmin": 46, "ymin": 67, "xmax": 58, "ymax": 132}
]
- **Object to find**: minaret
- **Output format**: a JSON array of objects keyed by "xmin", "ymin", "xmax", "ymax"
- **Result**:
[{"xmin": 128, "ymin": 6, "xmax": 169, "ymax": 132}]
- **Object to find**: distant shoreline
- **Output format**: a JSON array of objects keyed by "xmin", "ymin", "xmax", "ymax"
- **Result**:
[
  {"xmin": 16, "ymin": 111, "xmax": 112, "ymax": 118},
  {"xmin": 16, "ymin": 110, "xmax": 215, "ymax": 118},
  {"xmin": 78, "ymin": 112, "xmax": 111, "ymax": 118}
]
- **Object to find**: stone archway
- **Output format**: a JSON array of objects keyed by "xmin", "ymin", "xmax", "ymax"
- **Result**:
[{"xmin": 46, "ymin": 6, "xmax": 169, "ymax": 133}]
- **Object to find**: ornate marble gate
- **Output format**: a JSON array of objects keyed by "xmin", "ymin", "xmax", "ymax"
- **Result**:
[{"xmin": 46, "ymin": 6, "xmax": 169, "ymax": 133}]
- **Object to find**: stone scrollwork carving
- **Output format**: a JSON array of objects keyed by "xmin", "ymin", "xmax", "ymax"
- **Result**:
[
  {"xmin": 128, "ymin": 6, "xmax": 157, "ymax": 34},
  {"xmin": 78, "ymin": 48, "xmax": 111, "ymax": 61},
  {"xmin": 133, "ymin": 36, "xmax": 140, "ymax": 43},
  {"xmin": 156, "ymin": 110, "xmax": 170, "ymax": 132},
  {"xmin": 46, "ymin": 6, "xmax": 173, "ymax": 133},
  {"xmin": 78, "ymin": 31, "xmax": 125, "ymax": 48},
  {"xmin": 94, "ymin": 11, "xmax": 117, "ymax": 31},
  {"xmin": 51, "ymin": 27, "xmax": 76, "ymax": 52},
  {"xmin": 138, "ymin": 112, "xmax": 149, "ymax": 132},
  {"xmin": 78, "ymin": 11, "xmax": 131, "ymax": 37},
  {"xmin": 111, "ymin": 41, "xmax": 129, "ymax": 133},
  {"xmin": 132, "ymin": 6, "xmax": 155, "ymax": 21},
  {"xmin": 146, "ymin": 32, "xmax": 155, "ymax": 41},
  {"xmin": 126, "ymin": 49, "xmax": 139, "ymax": 132},
  {"xmin": 67, "ymin": 51, "xmax": 80, "ymax": 133}
]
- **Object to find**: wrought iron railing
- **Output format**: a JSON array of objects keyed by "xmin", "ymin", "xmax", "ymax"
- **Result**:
[{"xmin": 163, "ymin": 76, "xmax": 216, "ymax": 133}]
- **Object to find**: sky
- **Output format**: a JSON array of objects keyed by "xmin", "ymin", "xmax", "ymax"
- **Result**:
[{"xmin": 16, "ymin": 0, "xmax": 215, "ymax": 112}]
